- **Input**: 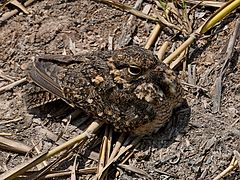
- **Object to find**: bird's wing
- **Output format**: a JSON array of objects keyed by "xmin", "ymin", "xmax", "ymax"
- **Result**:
[{"xmin": 28, "ymin": 58, "xmax": 75, "ymax": 107}]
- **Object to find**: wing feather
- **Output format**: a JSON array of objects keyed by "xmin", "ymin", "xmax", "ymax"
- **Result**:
[{"xmin": 28, "ymin": 59, "xmax": 74, "ymax": 107}]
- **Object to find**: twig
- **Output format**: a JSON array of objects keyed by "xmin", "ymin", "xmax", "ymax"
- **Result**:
[
  {"xmin": 70, "ymin": 152, "xmax": 78, "ymax": 180},
  {"xmin": 0, "ymin": 120, "xmax": 104, "ymax": 180},
  {"xmin": 95, "ymin": 137, "xmax": 141, "ymax": 179},
  {"xmin": 213, "ymin": 156, "xmax": 238, "ymax": 180},
  {"xmin": 0, "ymin": 133, "xmax": 12, "ymax": 136},
  {"xmin": 29, "ymin": 146, "xmax": 78, "ymax": 180},
  {"xmin": 108, "ymin": 133, "xmax": 126, "ymax": 162},
  {"xmin": 157, "ymin": 41, "xmax": 169, "ymax": 61},
  {"xmin": 98, "ymin": 126, "xmax": 109, "ymax": 175},
  {"xmin": 145, "ymin": 23, "xmax": 161, "ymax": 49},
  {"xmin": 0, "ymin": 136, "xmax": 32, "ymax": 154},
  {"xmin": 169, "ymin": 48, "xmax": 187, "ymax": 69},
  {"xmin": 93, "ymin": 133, "xmax": 126, "ymax": 180},
  {"xmin": 116, "ymin": 0, "xmax": 144, "ymax": 48},
  {"xmin": 31, "ymin": 140, "xmax": 48, "ymax": 169},
  {"xmin": 9, "ymin": 0, "xmax": 29, "ymax": 14},
  {"xmin": 102, "ymin": 127, "xmax": 112, "ymax": 180},
  {"xmin": 0, "ymin": 77, "xmax": 27, "ymax": 93},
  {"xmin": 185, "ymin": 0, "xmax": 224, "ymax": 8},
  {"xmin": 0, "ymin": 117, "xmax": 23, "ymax": 125},
  {"xmin": 120, "ymin": 146, "xmax": 137, "ymax": 165},
  {"xmin": 163, "ymin": 33, "xmax": 198, "ymax": 64},
  {"xmin": 212, "ymin": 19, "xmax": 240, "ymax": 113},
  {"xmin": 92, "ymin": 0, "xmax": 181, "ymax": 32},
  {"xmin": 0, "ymin": 0, "xmax": 35, "ymax": 23},
  {"xmin": 181, "ymin": 81, "xmax": 208, "ymax": 92},
  {"xmin": 118, "ymin": 164, "xmax": 153, "ymax": 180},
  {"xmin": 233, "ymin": 150, "xmax": 240, "ymax": 169},
  {"xmin": 5, "ymin": 168, "xmax": 97, "ymax": 179},
  {"xmin": 0, "ymin": 70, "xmax": 15, "ymax": 82}
]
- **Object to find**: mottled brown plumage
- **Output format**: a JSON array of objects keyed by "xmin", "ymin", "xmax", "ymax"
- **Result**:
[{"xmin": 24, "ymin": 46, "xmax": 183, "ymax": 135}]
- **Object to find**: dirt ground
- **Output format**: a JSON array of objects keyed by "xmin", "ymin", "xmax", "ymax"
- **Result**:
[{"xmin": 0, "ymin": 0, "xmax": 239, "ymax": 179}]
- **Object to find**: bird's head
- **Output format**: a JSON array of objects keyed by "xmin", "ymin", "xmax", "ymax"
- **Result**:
[{"xmin": 107, "ymin": 46, "xmax": 178, "ymax": 103}]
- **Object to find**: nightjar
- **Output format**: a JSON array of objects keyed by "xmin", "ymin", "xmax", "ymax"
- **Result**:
[{"xmin": 24, "ymin": 46, "xmax": 183, "ymax": 135}]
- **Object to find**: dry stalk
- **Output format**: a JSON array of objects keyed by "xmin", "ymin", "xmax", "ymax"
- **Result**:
[
  {"xmin": 1, "ymin": 168, "xmax": 97, "ymax": 179},
  {"xmin": 169, "ymin": 48, "xmax": 188, "ymax": 69},
  {"xmin": 0, "ymin": 0, "xmax": 35, "ymax": 23},
  {"xmin": 0, "ymin": 136, "xmax": 32, "ymax": 154},
  {"xmin": 0, "ymin": 77, "xmax": 27, "ymax": 93},
  {"xmin": 97, "ymin": 126, "xmax": 110, "ymax": 174},
  {"xmin": 31, "ymin": 140, "xmax": 48, "ymax": 169},
  {"xmin": 92, "ymin": 0, "xmax": 181, "ymax": 32},
  {"xmin": 157, "ymin": 41, "xmax": 169, "ymax": 61},
  {"xmin": 0, "ymin": 120, "xmax": 104, "ymax": 180},
  {"xmin": 185, "ymin": 0, "xmax": 224, "ymax": 8},
  {"xmin": 9, "ymin": 0, "xmax": 29, "ymax": 14},
  {"xmin": 213, "ymin": 156, "xmax": 238, "ymax": 180},
  {"xmin": 93, "ymin": 133, "xmax": 125, "ymax": 180},
  {"xmin": 163, "ymin": 33, "xmax": 197, "ymax": 65},
  {"xmin": 145, "ymin": 23, "xmax": 161, "ymax": 49},
  {"xmin": 0, "ymin": 133, "xmax": 12, "ymax": 136},
  {"xmin": 118, "ymin": 164, "xmax": 153, "ymax": 179},
  {"xmin": 95, "ymin": 136, "xmax": 141, "ymax": 179}
]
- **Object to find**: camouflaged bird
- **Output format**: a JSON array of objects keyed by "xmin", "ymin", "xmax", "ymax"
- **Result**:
[{"xmin": 24, "ymin": 46, "xmax": 183, "ymax": 135}]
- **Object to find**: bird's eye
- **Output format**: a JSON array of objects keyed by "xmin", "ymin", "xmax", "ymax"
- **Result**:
[{"xmin": 128, "ymin": 65, "xmax": 141, "ymax": 75}]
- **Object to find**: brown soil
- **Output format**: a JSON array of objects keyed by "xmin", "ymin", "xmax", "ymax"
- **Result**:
[{"xmin": 0, "ymin": 1, "xmax": 239, "ymax": 179}]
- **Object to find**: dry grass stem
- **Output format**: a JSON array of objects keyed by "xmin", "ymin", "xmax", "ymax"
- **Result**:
[
  {"xmin": 0, "ymin": 136, "xmax": 32, "ymax": 154},
  {"xmin": 0, "ymin": 70, "xmax": 15, "ymax": 82},
  {"xmin": 0, "ymin": 168, "xmax": 97, "ymax": 179},
  {"xmin": 212, "ymin": 19, "xmax": 240, "ymax": 113},
  {"xmin": 213, "ymin": 156, "xmax": 238, "ymax": 180},
  {"xmin": 108, "ymin": 133, "xmax": 126, "ymax": 162},
  {"xmin": 181, "ymin": 81, "xmax": 208, "ymax": 92},
  {"xmin": 0, "ymin": 133, "xmax": 12, "ymax": 136},
  {"xmin": 95, "ymin": 129, "xmax": 117, "ymax": 180},
  {"xmin": 0, "ymin": 0, "xmax": 35, "ymax": 23},
  {"xmin": 92, "ymin": 0, "xmax": 181, "ymax": 32},
  {"xmin": 118, "ymin": 164, "xmax": 153, "ymax": 179},
  {"xmin": 106, "ymin": 127, "xmax": 112, "ymax": 160},
  {"xmin": 40, "ymin": 168, "xmax": 97, "ymax": 179},
  {"xmin": 101, "ymin": 127, "xmax": 113, "ymax": 180},
  {"xmin": 233, "ymin": 150, "xmax": 240, "ymax": 168},
  {"xmin": 120, "ymin": 146, "xmax": 138, "ymax": 164},
  {"xmin": 157, "ymin": 41, "xmax": 169, "ymax": 61},
  {"xmin": 10, "ymin": 0, "xmax": 29, "ymax": 14},
  {"xmin": 29, "ymin": 139, "xmax": 87, "ymax": 179},
  {"xmin": 185, "ymin": 0, "xmax": 224, "ymax": 8},
  {"xmin": 31, "ymin": 140, "xmax": 48, "ymax": 169},
  {"xmin": 96, "ymin": 136, "xmax": 141, "ymax": 179},
  {"xmin": 145, "ymin": 23, "xmax": 161, "ymax": 49},
  {"xmin": 70, "ymin": 153, "xmax": 78, "ymax": 180},
  {"xmin": 163, "ymin": 34, "xmax": 197, "ymax": 65},
  {"xmin": 0, "ymin": 117, "xmax": 23, "ymax": 125},
  {"xmin": 97, "ymin": 126, "xmax": 109, "ymax": 174},
  {"xmin": 0, "ymin": 0, "xmax": 11, "ymax": 8},
  {"xmin": 169, "ymin": 49, "xmax": 187, "ymax": 69},
  {"xmin": 0, "ymin": 77, "xmax": 27, "ymax": 93},
  {"xmin": 0, "ymin": 120, "xmax": 103, "ymax": 180},
  {"xmin": 200, "ymin": 0, "xmax": 240, "ymax": 34}
]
